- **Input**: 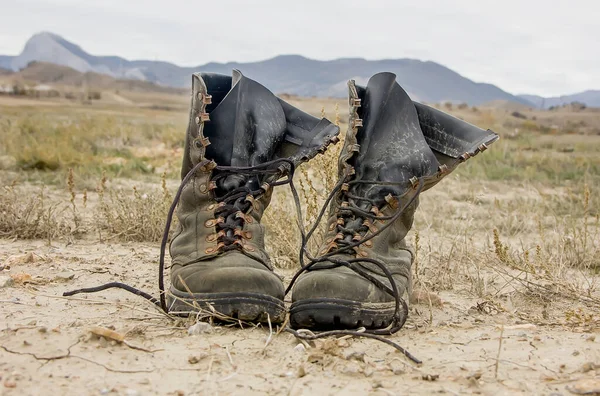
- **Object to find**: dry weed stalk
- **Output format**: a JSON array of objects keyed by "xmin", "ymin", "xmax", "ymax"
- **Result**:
[
  {"xmin": 263, "ymin": 104, "xmax": 345, "ymax": 267},
  {"xmin": 96, "ymin": 180, "xmax": 173, "ymax": 242},
  {"xmin": 0, "ymin": 184, "xmax": 71, "ymax": 242}
]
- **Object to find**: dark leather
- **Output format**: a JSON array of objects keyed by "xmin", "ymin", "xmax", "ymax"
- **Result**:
[
  {"xmin": 353, "ymin": 73, "xmax": 499, "ymax": 202},
  {"xmin": 413, "ymin": 102, "xmax": 499, "ymax": 166},
  {"xmin": 351, "ymin": 72, "xmax": 440, "ymax": 207},
  {"xmin": 182, "ymin": 70, "xmax": 339, "ymax": 197},
  {"xmin": 195, "ymin": 70, "xmax": 339, "ymax": 169}
]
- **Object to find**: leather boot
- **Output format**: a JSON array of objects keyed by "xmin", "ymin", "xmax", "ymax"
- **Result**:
[
  {"xmin": 169, "ymin": 70, "xmax": 339, "ymax": 323},
  {"xmin": 290, "ymin": 72, "xmax": 498, "ymax": 330}
]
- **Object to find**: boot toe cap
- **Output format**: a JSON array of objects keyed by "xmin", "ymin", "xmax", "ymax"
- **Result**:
[
  {"xmin": 291, "ymin": 268, "xmax": 394, "ymax": 304},
  {"xmin": 172, "ymin": 256, "xmax": 284, "ymax": 299}
]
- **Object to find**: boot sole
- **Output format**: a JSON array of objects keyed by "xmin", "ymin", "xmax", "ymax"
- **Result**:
[
  {"xmin": 168, "ymin": 287, "xmax": 286, "ymax": 324},
  {"xmin": 290, "ymin": 298, "xmax": 405, "ymax": 330}
]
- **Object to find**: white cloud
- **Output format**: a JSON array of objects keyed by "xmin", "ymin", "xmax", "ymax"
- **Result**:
[{"xmin": 1, "ymin": 0, "xmax": 598, "ymax": 96}]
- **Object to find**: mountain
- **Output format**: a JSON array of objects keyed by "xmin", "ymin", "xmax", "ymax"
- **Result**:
[
  {"xmin": 519, "ymin": 91, "xmax": 600, "ymax": 109},
  {"xmin": 0, "ymin": 61, "xmax": 186, "ymax": 94},
  {"xmin": 0, "ymin": 31, "xmax": 539, "ymax": 105}
]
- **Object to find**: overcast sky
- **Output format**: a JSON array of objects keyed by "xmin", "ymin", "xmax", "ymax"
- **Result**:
[{"xmin": 0, "ymin": 0, "xmax": 598, "ymax": 96}]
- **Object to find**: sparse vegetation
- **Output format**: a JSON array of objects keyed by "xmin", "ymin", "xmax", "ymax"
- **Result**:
[{"xmin": 1, "ymin": 89, "xmax": 599, "ymax": 395}]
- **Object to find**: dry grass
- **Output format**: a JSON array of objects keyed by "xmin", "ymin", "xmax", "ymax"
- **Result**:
[
  {"xmin": 0, "ymin": 95, "xmax": 599, "ymax": 322},
  {"xmin": 0, "ymin": 184, "xmax": 73, "ymax": 241},
  {"xmin": 95, "ymin": 172, "xmax": 174, "ymax": 242}
]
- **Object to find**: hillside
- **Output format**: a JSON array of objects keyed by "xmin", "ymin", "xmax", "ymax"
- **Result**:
[
  {"xmin": 0, "ymin": 61, "xmax": 186, "ymax": 94},
  {"xmin": 519, "ymin": 91, "xmax": 600, "ymax": 109}
]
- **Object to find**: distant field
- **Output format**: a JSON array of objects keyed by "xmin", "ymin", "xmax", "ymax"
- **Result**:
[{"xmin": 1, "ymin": 90, "xmax": 599, "ymax": 395}]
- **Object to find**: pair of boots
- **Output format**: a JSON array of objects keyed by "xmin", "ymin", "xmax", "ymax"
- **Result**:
[{"xmin": 166, "ymin": 70, "xmax": 497, "ymax": 332}]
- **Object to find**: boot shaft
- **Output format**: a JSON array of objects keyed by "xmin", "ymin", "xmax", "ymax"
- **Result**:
[
  {"xmin": 172, "ymin": 70, "xmax": 340, "ymax": 267},
  {"xmin": 325, "ymin": 73, "xmax": 498, "ymax": 255}
]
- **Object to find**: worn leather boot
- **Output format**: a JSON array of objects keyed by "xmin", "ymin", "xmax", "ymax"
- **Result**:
[
  {"xmin": 168, "ymin": 70, "xmax": 339, "ymax": 323},
  {"xmin": 290, "ymin": 72, "xmax": 498, "ymax": 330}
]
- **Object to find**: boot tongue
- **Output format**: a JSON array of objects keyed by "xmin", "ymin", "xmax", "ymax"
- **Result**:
[{"xmin": 349, "ymin": 72, "xmax": 440, "ymax": 207}]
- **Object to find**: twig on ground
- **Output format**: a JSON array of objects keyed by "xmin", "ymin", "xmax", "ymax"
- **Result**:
[
  {"xmin": 495, "ymin": 325, "xmax": 504, "ymax": 379},
  {"xmin": 263, "ymin": 313, "xmax": 273, "ymax": 350}
]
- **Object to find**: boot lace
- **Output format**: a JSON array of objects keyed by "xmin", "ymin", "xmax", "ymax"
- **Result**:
[
  {"xmin": 325, "ymin": 185, "xmax": 384, "ymax": 253},
  {"xmin": 209, "ymin": 170, "xmax": 276, "ymax": 252},
  {"xmin": 63, "ymin": 158, "xmax": 296, "ymax": 311},
  {"xmin": 63, "ymin": 159, "xmax": 428, "ymax": 364},
  {"xmin": 283, "ymin": 170, "xmax": 425, "ymax": 364}
]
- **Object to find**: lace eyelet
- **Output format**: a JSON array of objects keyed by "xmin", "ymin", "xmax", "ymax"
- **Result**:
[
  {"xmin": 204, "ymin": 219, "xmax": 215, "ymax": 227},
  {"xmin": 205, "ymin": 247, "xmax": 216, "ymax": 254}
]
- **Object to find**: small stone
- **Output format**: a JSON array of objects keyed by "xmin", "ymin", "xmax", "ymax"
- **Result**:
[
  {"xmin": 422, "ymin": 373, "xmax": 439, "ymax": 381},
  {"xmin": 138, "ymin": 378, "xmax": 150, "ymax": 385},
  {"xmin": 188, "ymin": 353, "xmax": 209, "ymax": 364},
  {"xmin": 4, "ymin": 381, "xmax": 16, "ymax": 388},
  {"xmin": 581, "ymin": 362, "xmax": 599, "ymax": 373},
  {"xmin": 586, "ymin": 335, "xmax": 596, "ymax": 342},
  {"xmin": 54, "ymin": 271, "xmax": 75, "ymax": 282},
  {"xmin": 297, "ymin": 365, "xmax": 306, "ymax": 378},
  {"xmin": 98, "ymin": 337, "xmax": 108, "ymax": 348},
  {"xmin": 340, "ymin": 362, "xmax": 361, "ymax": 375},
  {"xmin": 294, "ymin": 344, "xmax": 306, "ymax": 353},
  {"xmin": 125, "ymin": 389, "xmax": 138, "ymax": 396},
  {"xmin": 566, "ymin": 378, "xmax": 600, "ymax": 394},
  {"xmin": 187, "ymin": 322, "xmax": 213, "ymax": 335},
  {"xmin": 0, "ymin": 275, "xmax": 14, "ymax": 288},
  {"xmin": 345, "ymin": 351, "xmax": 366, "ymax": 362}
]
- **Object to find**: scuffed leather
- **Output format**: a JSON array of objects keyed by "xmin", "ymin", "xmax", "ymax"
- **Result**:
[
  {"xmin": 171, "ymin": 70, "xmax": 340, "ymax": 297},
  {"xmin": 293, "ymin": 72, "xmax": 498, "ymax": 306}
]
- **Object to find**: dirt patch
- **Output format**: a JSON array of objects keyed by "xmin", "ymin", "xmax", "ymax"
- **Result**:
[{"xmin": 1, "ymin": 239, "xmax": 598, "ymax": 395}]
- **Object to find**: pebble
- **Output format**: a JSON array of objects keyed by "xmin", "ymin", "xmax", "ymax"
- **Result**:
[
  {"xmin": 0, "ymin": 275, "xmax": 14, "ymax": 288},
  {"xmin": 4, "ymin": 380, "xmax": 17, "ymax": 388},
  {"xmin": 54, "ymin": 271, "xmax": 75, "ymax": 281},
  {"xmin": 567, "ymin": 378, "xmax": 600, "ymax": 394},
  {"xmin": 187, "ymin": 322, "xmax": 213, "ymax": 335}
]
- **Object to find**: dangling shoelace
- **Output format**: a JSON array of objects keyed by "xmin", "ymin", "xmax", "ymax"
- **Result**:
[
  {"xmin": 64, "ymin": 158, "xmax": 296, "ymax": 312},
  {"xmin": 283, "ymin": 170, "xmax": 425, "ymax": 364},
  {"xmin": 64, "ymin": 158, "xmax": 427, "ymax": 364}
]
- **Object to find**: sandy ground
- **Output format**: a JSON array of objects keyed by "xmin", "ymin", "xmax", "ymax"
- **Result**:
[{"xmin": 1, "ymin": 239, "xmax": 599, "ymax": 396}]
